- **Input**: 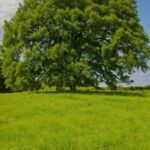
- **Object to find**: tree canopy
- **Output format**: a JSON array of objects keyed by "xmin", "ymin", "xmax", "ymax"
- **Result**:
[{"xmin": 1, "ymin": 0, "xmax": 150, "ymax": 91}]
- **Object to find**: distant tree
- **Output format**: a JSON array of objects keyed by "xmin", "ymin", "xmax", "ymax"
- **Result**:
[
  {"xmin": 0, "ymin": 45, "xmax": 8, "ymax": 92},
  {"xmin": 2, "ymin": 0, "xmax": 150, "ymax": 91}
]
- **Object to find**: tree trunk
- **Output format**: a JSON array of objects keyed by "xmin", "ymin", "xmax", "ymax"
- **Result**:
[
  {"xmin": 56, "ymin": 86, "xmax": 63, "ymax": 92},
  {"xmin": 70, "ymin": 85, "xmax": 76, "ymax": 92}
]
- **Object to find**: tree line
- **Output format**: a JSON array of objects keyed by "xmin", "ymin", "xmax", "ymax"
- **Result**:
[{"xmin": 0, "ymin": 0, "xmax": 149, "ymax": 92}]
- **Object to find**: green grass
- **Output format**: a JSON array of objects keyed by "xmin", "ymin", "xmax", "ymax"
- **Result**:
[{"xmin": 0, "ymin": 90, "xmax": 150, "ymax": 150}]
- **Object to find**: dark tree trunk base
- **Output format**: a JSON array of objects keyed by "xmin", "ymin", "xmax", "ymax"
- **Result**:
[{"xmin": 70, "ymin": 86, "xmax": 76, "ymax": 92}]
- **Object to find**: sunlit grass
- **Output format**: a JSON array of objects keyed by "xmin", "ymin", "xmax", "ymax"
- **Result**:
[{"xmin": 0, "ymin": 90, "xmax": 150, "ymax": 149}]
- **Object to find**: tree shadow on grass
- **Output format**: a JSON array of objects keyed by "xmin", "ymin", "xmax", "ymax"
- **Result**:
[{"xmin": 35, "ymin": 90, "xmax": 145, "ymax": 97}]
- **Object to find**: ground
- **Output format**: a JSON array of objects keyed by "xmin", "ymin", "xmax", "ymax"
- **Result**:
[{"xmin": 0, "ymin": 90, "xmax": 150, "ymax": 150}]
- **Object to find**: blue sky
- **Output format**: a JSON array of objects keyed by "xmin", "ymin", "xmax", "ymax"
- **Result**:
[
  {"xmin": 138, "ymin": 0, "xmax": 150, "ymax": 36},
  {"xmin": 0, "ymin": 0, "xmax": 150, "ymax": 85}
]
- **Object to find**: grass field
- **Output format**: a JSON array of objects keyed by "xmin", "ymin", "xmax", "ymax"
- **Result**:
[{"xmin": 0, "ymin": 90, "xmax": 150, "ymax": 150}]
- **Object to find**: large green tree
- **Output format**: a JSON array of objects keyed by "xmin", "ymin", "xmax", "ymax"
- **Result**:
[{"xmin": 2, "ymin": 0, "xmax": 150, "ymax": 91}]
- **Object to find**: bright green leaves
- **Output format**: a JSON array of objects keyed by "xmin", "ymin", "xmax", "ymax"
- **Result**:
[
  {"xmin": 49, "ymin": 43, "xmax": 68, "ymax": 60},
  {"xmin": 29, "ymin": 27, "xmax": 49, "ymax": 41}
]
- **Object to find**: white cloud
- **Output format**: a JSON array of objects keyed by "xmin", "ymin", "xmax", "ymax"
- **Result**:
[
  {"xmin": 0, "ymin": 0, "xmax": 21, "ymax": 26},
  {"xmin": 131, "ymin": 71, "xmax": 150, "ymax": 86}
]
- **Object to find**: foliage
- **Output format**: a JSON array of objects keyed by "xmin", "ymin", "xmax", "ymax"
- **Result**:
[
  {"xmin": 124, "ymin": 85, "xmax": 150, "ymax": 90},
  {"xmin": 2, "ymin": 0, "xmax": 150, "ymax": 91},
  {"xmin": 0, "ymin": 45, "xmax": 7, "ymax": 92}
]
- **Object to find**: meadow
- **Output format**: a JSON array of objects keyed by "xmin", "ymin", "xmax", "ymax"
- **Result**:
[{"xmin": 0, "ymin": 90, "xmax": 150, "ymax": 150}]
